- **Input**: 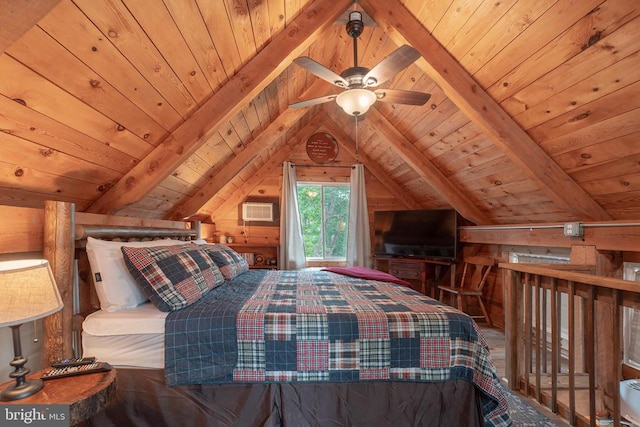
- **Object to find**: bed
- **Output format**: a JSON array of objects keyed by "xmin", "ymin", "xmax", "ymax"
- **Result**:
[{"xmin": 43, "ymin": 206, "xmax": 510, "ymax": 427}]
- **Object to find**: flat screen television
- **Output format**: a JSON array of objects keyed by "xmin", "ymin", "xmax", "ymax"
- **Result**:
[{"xmin": 373, "ymin": 209, "xmax": 459, "ymax": 260}]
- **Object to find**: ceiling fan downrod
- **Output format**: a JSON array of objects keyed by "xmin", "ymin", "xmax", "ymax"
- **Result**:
[{"xmin": 346, "ymin": 11, "xmax": 364, "ymax": 69}]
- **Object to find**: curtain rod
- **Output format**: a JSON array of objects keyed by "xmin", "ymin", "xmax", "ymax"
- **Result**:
[{"xmin": 291, "ymin": 163, "xmax": 355, "ymax": 169}]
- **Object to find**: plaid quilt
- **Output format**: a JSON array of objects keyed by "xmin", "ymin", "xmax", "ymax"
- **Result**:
[{"xmin": 165, "ymin": 269, "xmax": 510, "ymax": 427}]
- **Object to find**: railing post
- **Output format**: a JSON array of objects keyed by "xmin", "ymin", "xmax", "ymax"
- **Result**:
[{"xmin": 505, "ymin": 269, "xmax": 519, "ymax": 388}]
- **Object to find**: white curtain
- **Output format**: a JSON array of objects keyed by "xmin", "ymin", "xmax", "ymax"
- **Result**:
[
  {"xmin": 347, "ymin": 164, "xmax": 371, "ymax": 267},
  {"xmin": 279, "ymin": 162, "xmax": 306, "ymax": 270}
]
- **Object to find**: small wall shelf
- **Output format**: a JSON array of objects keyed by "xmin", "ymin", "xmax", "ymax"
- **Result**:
[{"xmin": 228, "ymin": 243, "xmax": 278, "ymax": 269}]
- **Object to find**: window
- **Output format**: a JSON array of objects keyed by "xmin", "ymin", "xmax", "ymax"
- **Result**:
[{"xmin": 297, "ymin": 183, "xmax": 350, "ymax": 260}]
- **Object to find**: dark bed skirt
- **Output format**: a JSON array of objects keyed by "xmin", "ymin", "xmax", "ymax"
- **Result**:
[{"xmin": 92, "ymin": 368, "xmax": 482, "ymax": 427}]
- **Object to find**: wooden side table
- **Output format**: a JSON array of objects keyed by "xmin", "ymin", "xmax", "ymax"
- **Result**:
[{"xmin": 0, "ymin": 367, "xmax": 117, "ymax": 425}]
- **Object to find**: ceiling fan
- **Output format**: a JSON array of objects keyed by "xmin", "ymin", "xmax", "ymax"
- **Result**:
[{"xmin": 289, "ymin": 9, "xmax": 431, "ymax": 116}]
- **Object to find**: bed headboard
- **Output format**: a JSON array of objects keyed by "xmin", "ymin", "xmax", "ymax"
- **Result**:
[{"xmin": 42, "ymin": 201, "xmax": 214, "ymax": 364}]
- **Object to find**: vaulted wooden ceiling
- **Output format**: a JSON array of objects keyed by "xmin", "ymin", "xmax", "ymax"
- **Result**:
[{"xmin": 1, "ymin": 0, "xmax": 639, "ymax": 225}]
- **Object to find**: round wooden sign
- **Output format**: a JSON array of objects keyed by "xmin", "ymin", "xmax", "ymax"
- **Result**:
[{"xmin": 306, "ymin": 133, "xmax": 339, "ymax": 164}]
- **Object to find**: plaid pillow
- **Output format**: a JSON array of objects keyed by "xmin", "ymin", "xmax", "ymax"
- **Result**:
[
  {"xmin": 201, "ymin": 244, "xmax": 249, "ymax": 280},
  {"xmin": 121, "ymin": 243, "xmax": 225, "ymax": 312}
]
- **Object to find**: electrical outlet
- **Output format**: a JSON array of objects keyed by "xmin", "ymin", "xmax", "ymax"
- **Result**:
[{"xmin": 563, "ymin": 222, "xmax": 583, "ymax": 237}]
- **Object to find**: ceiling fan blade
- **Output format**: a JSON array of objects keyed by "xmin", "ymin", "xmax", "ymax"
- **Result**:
[
  {"xmin": 289, "ymin": 95, "xmax": 338, "ymax": 109},
  {"xmin": 363, "ymin": 45, "xmax": 421, "ymax": 88},
  {"xmin": 293, "ymin": 57, "xmax": 349, "ymax": 88},
  {"xmin": 374, "ymin": 89, "xmax": 431, "ymax": 105}
]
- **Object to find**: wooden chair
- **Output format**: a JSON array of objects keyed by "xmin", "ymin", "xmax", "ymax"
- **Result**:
[{"xmin": 438, "ymin": 256, "xmax": 495, "ymax": 326}]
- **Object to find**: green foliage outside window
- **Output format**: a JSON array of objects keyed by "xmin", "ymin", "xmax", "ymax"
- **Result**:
[{"xmin": 297, "ymin": 184, "xmax": 350, "ymax": 259}]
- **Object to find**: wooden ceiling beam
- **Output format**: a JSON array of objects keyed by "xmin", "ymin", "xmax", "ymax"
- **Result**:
[
  {"xmin": 366, "ymin": 107, "xmax": 491, "ymax": 225},
  {"xmin": 319, "ymin": 114, "xmax": 423, "ymax": 210},
  {"xmin": 0, "ymin": 0, "xmax": 61, "ymax": 55},
  {"xmin": 359, "ymin": 0, "xmax": 611, "ymax": 222},
  {"xmin": 86, "ymin": 0, "xmax": 352, "ymax": 215},
  {"xmin": 167, "ymin": 81, "xmax": 331, "ymax": 221}
]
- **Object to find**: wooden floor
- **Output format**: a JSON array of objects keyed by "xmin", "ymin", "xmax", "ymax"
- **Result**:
[{"xmin": 480, "ymin": 326, "xmax": 572, "ymax": 427}]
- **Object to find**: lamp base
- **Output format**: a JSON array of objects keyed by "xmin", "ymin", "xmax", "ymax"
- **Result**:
[
  {"xmin": 0, "ymin": 378, "xmax": 43, "ymax": 401},
  {"xmin": 0, "ymin": 324, "xmax": 44, "ymax": 401}
]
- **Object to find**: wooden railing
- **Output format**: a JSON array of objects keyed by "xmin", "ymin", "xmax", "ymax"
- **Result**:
[{"xmin": 500, "ymin": 262, "xmax": 640, "ymax": 427}]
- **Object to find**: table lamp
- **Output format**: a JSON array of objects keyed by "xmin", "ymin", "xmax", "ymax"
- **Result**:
[{"xmin": 0, "ymin": 259, "xmax": 63, "ymax": 401}]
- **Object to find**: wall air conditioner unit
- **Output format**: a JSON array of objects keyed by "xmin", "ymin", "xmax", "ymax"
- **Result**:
[
  {"xmin": 242, "ymin": 202, "xmax": 273, "ymax": 222},
  {"xmin": 621, "ymin": 379, "xmax": 640, "ymax": 426}
]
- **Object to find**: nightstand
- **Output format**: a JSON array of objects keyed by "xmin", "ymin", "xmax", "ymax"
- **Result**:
[{"xmin": 0, "ymin": 366, "xmax": 117, "ymax": 425}]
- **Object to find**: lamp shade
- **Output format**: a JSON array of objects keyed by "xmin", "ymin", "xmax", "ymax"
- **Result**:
[
  {"xmin": 0, "ymin": 260, "xmax": 63, "ymax": 327},
  {"xmin": 336, "ymin": 88, "xmax": 377, "ymax": 116}
]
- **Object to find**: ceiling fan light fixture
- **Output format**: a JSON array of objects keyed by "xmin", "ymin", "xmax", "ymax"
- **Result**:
[{"xmin": 336, "ymin": 88, "xmax": 376, "ymax": 116}]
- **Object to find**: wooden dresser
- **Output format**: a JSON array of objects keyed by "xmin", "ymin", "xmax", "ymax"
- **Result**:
[{"xmin": 375, "ymin": 256, "xmax": 456, "ymax": 298}]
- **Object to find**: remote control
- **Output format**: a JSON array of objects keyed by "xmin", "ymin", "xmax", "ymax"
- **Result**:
[
  {"xmin": 51, "ymin": 356, "xmax": 96, "ymax": 368},
  {"xmin": 41, "ymin": 362, "xmax": 112, "ymax": 380}
]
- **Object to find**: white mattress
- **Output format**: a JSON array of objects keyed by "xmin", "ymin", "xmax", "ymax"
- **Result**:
[{"xmin": 82, "ymin": 303, "xmax": 168, "ymax": 369}]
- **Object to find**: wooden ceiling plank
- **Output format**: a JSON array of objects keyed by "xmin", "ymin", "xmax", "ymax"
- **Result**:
[
  {"xmin": 445, "ymin": 0, "xmax": 518, "ymax": 60},
  {"xmin": 0, "ymin": 131, "xmax": 121, "ymax": 186},
  {"xmin": 75, "ymin": 0, "xmax": 198, "ymax": 116},
  {"xmin": 412, "ymin": 0, "xmax": 452, "ymax": 32},
  {"xmin": 365, "ymin": 107, "xmax": 491, "ymax": 225},
  {"xmin": 360, "ymin": 0, "xmax": 612, "ymax": 221},
  {"xmin": 0, "ymin": 95, "xmax": 136, "ymax": 175},
  {"xmin": 121, "ymin": 0, "xmax": 212, "ymax": 104},
  {"xmin": 493, "ymin": 2, "xmax": 640, "ymax": 107},
  {"xmin": 223, "ymin": 0, "xmax": 257, "ymax": 65},
  {"xmin": 419, "ymin": 113, "xmax": 476, "ymax": 156},
  {"xmin": 321, "ymin": 114, "xmax": 423, "ymax": 210},
  {"xmin": 0, "ymin": 188, "xmax": 89, "ymax": 212},
  {"xmin": 514, "ymin": 50, "xmax": 640, "ymax": 131},
  {"xmin": 582, "ymin": 174, "xmax": 640, "ymax": 198},
  {"xmin": 252, "ymin": 0, "xmax": 274, "ymax": 51},
  {"xmin": 503, "ymin": 14, "xmax": 640, "ymax": 115},
  {"xmin": 0, "ymin": 160, "xmax": 99, "ymax": 202},
  {"xmin": 195, "ymin": 132, "xmax": 234, "ymax": 168},
  {"xmin": 474, "ymin": 0, "xmax": 604, "ymax": 89},
  {"xmin": 266, "ymin": 0, "xmax": 286, "ymax": 36},
  {"xmin": 528, "ymin": 80, "xmax": 640, "ymax": 143},
  {"xmin": 0, "ymin": 55, "xmax": 153, "ymax": 160},
  {"xmin": 0, "ymin": 0, "xmax": 61, "ymax": 55},
  {"xmin": 7, "ymin": 25, "xmax": 169, "ymax": 146},
  {"xmin": 38, "ymin": 1, "xmax": 184, "ymax": 128},
  {"xmin": 432, "ymin": 0, "xmax": 482, "ymax": 49},
  {"xmin": 158, "ymin": 174, "xmax": 198, "ymax": 196},
  {"xmin": 196, "ymin": 0, "xmax": 243, "ymax": 77},
  {"xmin": 556, "ymin": 132, "xmax": 640, "ymax": 175},
  {"xmin": 541, "ymin": 107, "xmax": 640, "ymax": 157},
  {"xmin": 476, "ymin": 178, "xmax": 540, "ymax": 200},
  {"xmin": 572, "ymin": 152, "xmax": 640, "ymax": 186},
  {"xmin": 461, "ymin": 0, "xmax": 557, "ymax": 76},
  {"xmin": 86, "ymin": 0, "xmax": 352, "ymax": 215},
  {"xmin": 433, "ymin": 135, "xmax": 496, "ymax": 174},
  {"xmin": 162, "ymin": 0, "xmax": 229, "ymax": 92},
  {"xmin": 166, "ymin": 81, "xmax": 331, "ymax": 221},
  {"xmin": 207, "ymin": 121, "xmax": 314, "ymax": 221}
]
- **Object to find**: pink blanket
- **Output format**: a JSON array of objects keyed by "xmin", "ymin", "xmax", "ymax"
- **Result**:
[{"xmin": 322, "ymin": 266, "xmax": 412, "ymax": 288}]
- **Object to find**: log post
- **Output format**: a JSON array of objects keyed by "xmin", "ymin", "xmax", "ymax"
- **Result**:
[{"xmin": 43, "ymin": 201, "xmax": 75, "ymax": 365}]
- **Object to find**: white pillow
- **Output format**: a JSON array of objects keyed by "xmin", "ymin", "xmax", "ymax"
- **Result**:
[{"xmin": 86, "ymin": 237, "xmax": 194, "ymax": 312}]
